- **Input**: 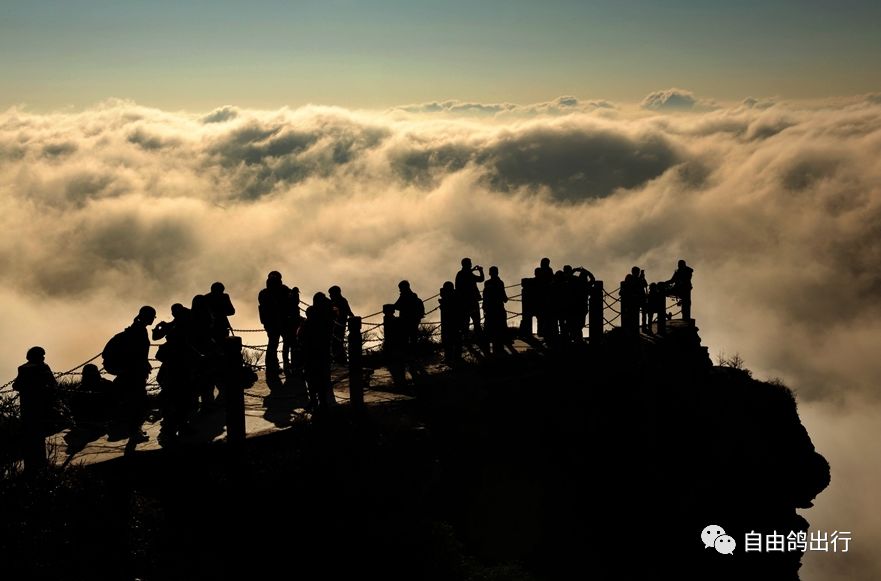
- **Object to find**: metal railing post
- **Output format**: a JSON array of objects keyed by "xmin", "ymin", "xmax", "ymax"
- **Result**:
[
  {"xmin": 589, "ymin": 280, "xmax": 604, "ymax": 345},
  {"xmin": 348, "ymin": 317, "xmax": 363, "ymax": 408}
]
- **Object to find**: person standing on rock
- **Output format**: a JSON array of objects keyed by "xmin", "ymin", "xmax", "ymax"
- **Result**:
[
  {"xmin": 328, "ymin": 285, "xmax": 353, "ymax": 365},
  {"xmin": 113, "ymin": 306, "xmax": 156, "ymax": 450},
  {"xmin": 482, "ymin": 266, "xmax": 509, "ymax": 355},
  {"xmin": 455, "ymin": 258, "xmax": 484, "ymax": 339},
  {"xmin": 439, "ymin": 281, "xmax": 461, "ymax": 364},
  {"xmin": 13, "ymin": 346, "xmax": 57, "ymax": 473},
  {"xmin": 205, "ymin": 281, "xmax": 236, "ymax": 341},
  {"xmin": 394, "ymin": 280, "xmax": 425, "ymax": 355},
  {"xmin": 258, "ymin": 271, "xmax": 291, "ymax": 371},
  {"xmin": 665, "ymin": 259, "xmax": 694, "ymax": 322},
  {"xmin": 299, "ymin": 294, "xmax": 335, "ymax": 412}
]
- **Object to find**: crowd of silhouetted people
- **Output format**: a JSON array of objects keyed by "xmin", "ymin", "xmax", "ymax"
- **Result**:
[
  {"xmin": 9, "ymin": 257, "xmax": 693, "ymax": 470},
  {"xmin": 619, "ymin": 259, "xmax": 693, "ymax": 336}
]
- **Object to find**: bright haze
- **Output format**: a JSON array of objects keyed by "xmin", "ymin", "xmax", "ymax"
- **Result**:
[{"xmin": 1, "ymin": 1, "xmax": 880, "ymax": 579}]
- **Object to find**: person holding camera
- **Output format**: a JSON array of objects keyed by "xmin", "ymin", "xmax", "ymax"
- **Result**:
[
  {"xmin": 455, "ymin": 257, "xmax": 485, "ymax": 339},
  {"xmin": 152, "ymin": 303, "xmax": 194, "ymax": 447}
]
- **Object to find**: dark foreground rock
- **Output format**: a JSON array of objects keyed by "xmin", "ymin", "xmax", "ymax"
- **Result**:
[{"xmin": 0, "ymin": 323, "xmax": 829, "ymax": 580}]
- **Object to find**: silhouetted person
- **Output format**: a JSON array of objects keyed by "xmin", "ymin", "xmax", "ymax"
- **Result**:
[
  {"xmin": 13, "ymin": 346, "xmax": 57, "ymax": 473},
  {"xmin": 482, "ymin": 266, "xmax": 509, "ymax": 355},
  {"xmin": 153, "ymin": 303, "xmax": 194, "ymax": 447},
  {"xmin": 544, "ymin": 270, "xmax": 568, "ymax": 341},
  {"xmin": 328, "ymin": 285, "xmax": 353, "ymax": 365},
  {"xmin": 382, "ymin": 304, "xmax": 407, "ymax": 387},
  {"xmin": 537, "ymin": 257, "xmax": 554, "ymax": 282},
  {"xmin": 311, "ymin": 291, "xmax": 337, "ymax": 332},
  {"xmin": 205, "ymin": 282, "xmax": 236, "ymax": 341},
  {"xmin": 115, "ymin": 306, "xmax": 156, "ymax": 449},
  {"xmin": 258, "ymin": 271, "xmax": 291, "ymax": 371},
  {"xmin": 620, "ymin": 267, "xmax": 646, "ymax": 334},
  {"xmin": 631, "ymin": 270, "xmax": 649, "ymax": 331},
  {"xmin": 559, "ymin": 265, "xmax": 577, "ymax": 339},
  {"xmin": 394, "ymin": 280, "xmax": 425, "ymax": 353},
  {"xmin": 299, "ymin": 296, "xmax": 335, "ymax": 412},
  {"xmin": 567, "ymin": 266, "xmax": 595, "ymax": 341},
  {"xmin": 535, "ymin": 258, "xmax": 554, "ymax": 337},
  {"xmin": 80, "ymin": 363, "xmax": 113, "ymax": 397},
  {"xmin": 190, "ymin": 294, "xmax": 220, "ymax": 410},
  {"xmin": 73, "ymin": 363, "xmax": 116, "ymax": 425},
  {"xmin": 666, "ymin": 259, "xmax": 694, "ymax": 322},
  {"xmin": 455, "ymin": 258, "xmax": 484, "ymax": 338},
  {"xmin": 647, "ymin": 283, "xmax": 667, "ymax": 336},
  {"xmin": 283, "ymin": 286, "xmax": 303, "ymax": 375},
  {"xmin": 439, "ymin": 281, "xmax": 461, "ymax": 364}
]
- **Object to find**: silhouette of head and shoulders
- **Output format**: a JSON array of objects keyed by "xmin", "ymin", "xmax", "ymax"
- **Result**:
[{"xmin": 14, "ymin": 346, "xmax": 56, "ymax": 395}]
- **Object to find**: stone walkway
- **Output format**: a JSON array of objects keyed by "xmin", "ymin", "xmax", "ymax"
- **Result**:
[
  {"xmin": 46, "ymin": 325, "xmax": 683, "ymax": 467},
  {"xmin": 50, "ymin": 363, "xmax": 420, "ymax": 466}
]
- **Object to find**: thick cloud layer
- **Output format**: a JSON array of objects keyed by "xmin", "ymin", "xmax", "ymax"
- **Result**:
[
  {"xmin": 394, "ymin": 95, "xmax": 616, "ymax": 117},
  {"xmin": 3, "ymin": 93, "xmax": 880, "ymax": 580},
  {"xmin": 2, "ymin": 96, "xmax": 881, "ymax": 406},
  {"xmin": 641, "ymin": 88, "xmax": 717, "ymax": 112}
]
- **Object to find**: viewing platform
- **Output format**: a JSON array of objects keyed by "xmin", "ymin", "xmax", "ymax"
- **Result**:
[{"xmin": 50, "ymin": 319, "xmax": 697, "ymax": 467}]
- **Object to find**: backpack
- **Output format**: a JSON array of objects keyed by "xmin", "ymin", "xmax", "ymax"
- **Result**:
[
  {"xmin": 101, "ymin": 331, "xmax": 130, "ymax": 375},
  {"xmin": 411, "ymin": 293, "xmax": 425, "ymax": 320}
]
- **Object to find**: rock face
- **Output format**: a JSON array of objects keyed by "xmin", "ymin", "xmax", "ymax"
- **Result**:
[
  {"xmin": 0, "ymin": 321, "xmax": 829, "ymax": 580},
  {"xmin": 418, "ymin": 322, "xmax": 830, "ymax": 580}
]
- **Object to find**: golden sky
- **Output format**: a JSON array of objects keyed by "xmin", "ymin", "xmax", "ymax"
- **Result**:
[{"xmin": 2, "ymin": 2, "xmax": 880, "ymax": 578}]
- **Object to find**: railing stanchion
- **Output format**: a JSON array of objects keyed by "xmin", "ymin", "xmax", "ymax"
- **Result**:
[
  {"xmin": 348, "ymin": 317, "xmax": 364, "ymax": 409},
  {"xmin": 589, "ymin": 280, "xmax": 604, "ymax": 345},
  {"xmin": 519, "ymin": 277, "xmax": 534, "ymax": 336},
  {"xmin": 224, "ymin": 336, "xmax": 246, "ymax": 444}
]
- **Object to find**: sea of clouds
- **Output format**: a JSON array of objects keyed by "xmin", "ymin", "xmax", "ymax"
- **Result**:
[
  {"xmin": 1, "ymin": 88, "xmax": 880, "ymax": 578},
  {"xmin": 2, "ymin": 90, "xmax": 880, "ymax": 398}
]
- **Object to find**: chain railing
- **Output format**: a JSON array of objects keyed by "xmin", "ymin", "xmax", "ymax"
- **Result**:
[{"xmin": 2, "ymin": 270, "xmax": 691, "ymax": 390}]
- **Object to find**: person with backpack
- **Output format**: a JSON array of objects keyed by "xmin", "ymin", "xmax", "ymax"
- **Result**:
[
  {"xmin": 104, "ymin": 306, "xmax": 156, "ymax": 449},
  {"xmin": 665, "ymin": 259, "xmax": 694, "ymax": 322}
]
